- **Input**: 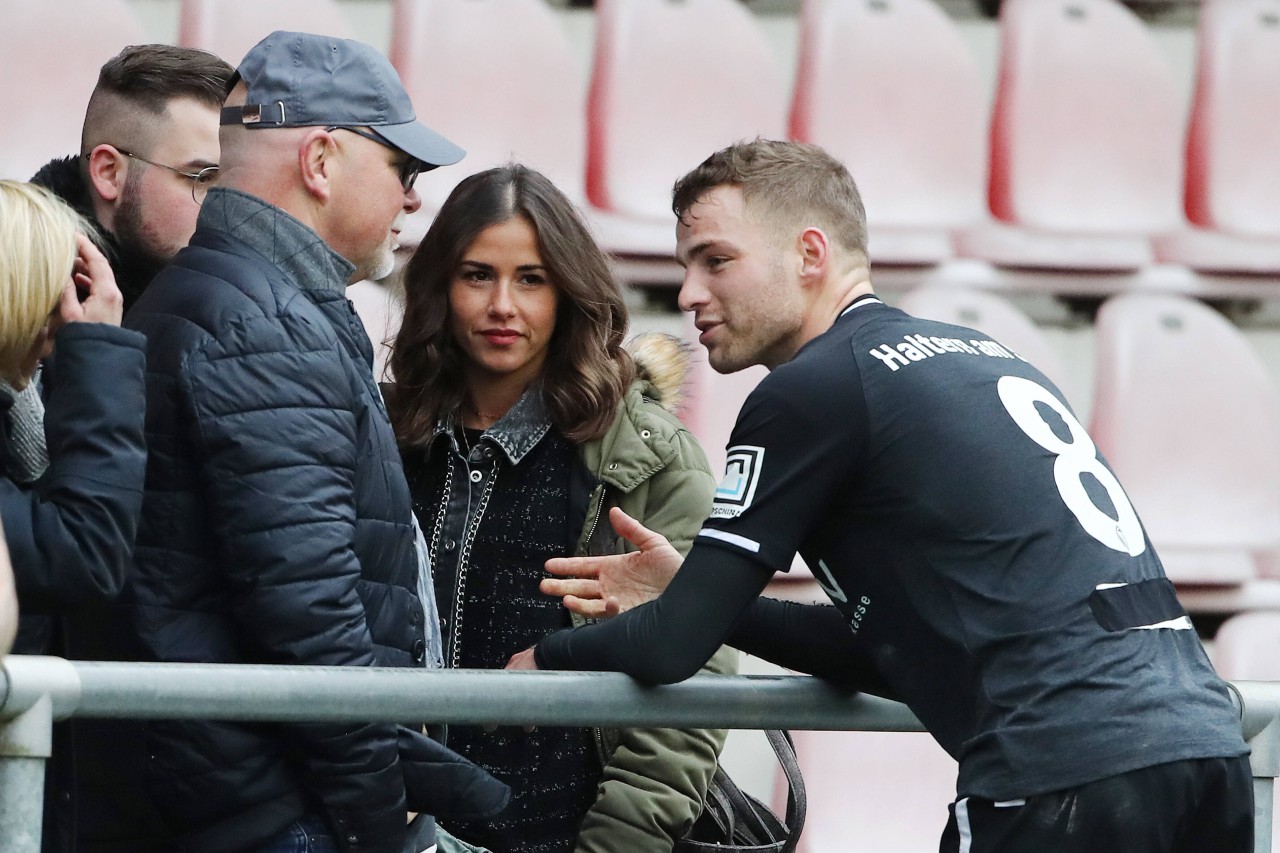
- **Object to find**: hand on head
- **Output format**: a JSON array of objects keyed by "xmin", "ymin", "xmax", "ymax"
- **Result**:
[
  {"xmin": 541, "ymin": 507, "xmax": 685, "ymax": 619},
  {"xmin": 58, "ymin": 233, "xmax": 124, "ymax": 327}
]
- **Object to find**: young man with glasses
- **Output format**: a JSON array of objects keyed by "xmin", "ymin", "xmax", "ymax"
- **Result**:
[
  {"xmin": 32, "ymin": 44, "xmax": 232, "ymax": 311},
  {"xmin": 122, "ymin": 31, "xmax": 510, "ymax": 853}
]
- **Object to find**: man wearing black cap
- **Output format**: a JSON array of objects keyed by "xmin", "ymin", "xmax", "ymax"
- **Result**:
[{"xmin": 120, "ymin": 32, "xmax": 508, "ymax": 853}]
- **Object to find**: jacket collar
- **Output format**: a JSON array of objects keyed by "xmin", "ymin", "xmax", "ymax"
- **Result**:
[
  {"xmin": 197, "ymin": 188, "xmax": 355, "ymax": 295},
  {"xmin": 431, "ymin": 386, "xmax": 552, "ymax": 465}
]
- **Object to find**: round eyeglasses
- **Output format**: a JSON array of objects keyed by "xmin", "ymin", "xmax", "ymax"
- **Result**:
[
  {"xmin": 113, "ymin": 148, "xmax": 220, "ymax": 204},
  {"xmin": 325, "ymin": 126, "xmax": 423, "ymax": 191}
]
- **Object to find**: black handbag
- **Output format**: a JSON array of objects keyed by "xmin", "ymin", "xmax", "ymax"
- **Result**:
[{"xmin": 677, "ymin": 730, "xmax": 806, "ymax": 853}]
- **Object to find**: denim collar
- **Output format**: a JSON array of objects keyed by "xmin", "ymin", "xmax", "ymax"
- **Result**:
[
  {"xmin": 198, "ymin": 187, "xmax": 355, "ymax": 296},
  {"xmin": 431, "ymin": 385, "xmax": 552, "ymax": 465}
]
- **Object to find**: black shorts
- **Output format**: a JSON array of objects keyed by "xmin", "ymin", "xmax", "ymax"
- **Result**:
[{"xmin": 938, "ymin": 756, "xmax": 1253, "ymax": 853}]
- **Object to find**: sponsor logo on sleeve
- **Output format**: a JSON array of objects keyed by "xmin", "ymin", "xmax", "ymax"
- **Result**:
[{"xmin": 711, "ymin": 445, "xmax": 765, "ymax": 519}]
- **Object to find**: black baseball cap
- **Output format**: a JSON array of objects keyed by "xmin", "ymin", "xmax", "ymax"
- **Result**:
[{"xmin": 221, "ymin": 30, "xmax": 465, "ymax": 170}]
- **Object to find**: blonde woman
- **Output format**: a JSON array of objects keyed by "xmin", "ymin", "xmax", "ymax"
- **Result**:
[{"xmin": 0, "ymin": 179, "xmax": 146, "ymax": 655}]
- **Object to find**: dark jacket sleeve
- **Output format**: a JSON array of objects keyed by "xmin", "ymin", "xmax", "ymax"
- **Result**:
[
  {"xmin": 183, "ymin": 320, "xmax": 406, "ymax": 853},
  {"xmin": 2, "ymin": 323, "xmax": 146, "ymax": 612}
]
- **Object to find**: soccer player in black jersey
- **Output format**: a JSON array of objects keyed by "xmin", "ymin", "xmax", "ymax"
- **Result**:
[{"xmin": 508, "ymin": 140, "xmax": 1253, "ymax": 852}]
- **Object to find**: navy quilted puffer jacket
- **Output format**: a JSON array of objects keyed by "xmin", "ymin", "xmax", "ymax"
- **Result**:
[{"xmin": 123, "ymin": 189, "xmax": 426, "ymax": 853}]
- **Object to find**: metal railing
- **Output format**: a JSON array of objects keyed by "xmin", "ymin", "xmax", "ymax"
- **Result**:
[{"xmin": 1, "ymin": 656, "xmax": 1277, "ymax": 853}]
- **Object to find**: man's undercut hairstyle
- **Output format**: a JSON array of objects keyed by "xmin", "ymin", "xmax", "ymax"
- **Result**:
[
  {"xmin": 81, "ymin": 44, "xmax": 234, "ymax": 155},
  {"xmin": 672, "ymin": 139, "xmax": 869, "ymax": 258}
]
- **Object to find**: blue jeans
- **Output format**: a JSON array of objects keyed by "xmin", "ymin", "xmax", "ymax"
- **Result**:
[{"xmin": 255, "ymin": 815, "xmax": 339, "ymax": 853}]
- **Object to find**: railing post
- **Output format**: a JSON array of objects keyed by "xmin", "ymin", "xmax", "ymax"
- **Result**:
[
  {"xmin": 1249, "ymin": 717, "xmax": 1280, "ymax": 853},
  {"xmin": 0, "ymin": 692, "xmax": 53, "ymax": 853}
]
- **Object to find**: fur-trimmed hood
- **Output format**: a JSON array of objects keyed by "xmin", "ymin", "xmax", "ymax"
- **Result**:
[
  {"xmin": 30, "ymin": 155, "xmax": 164, "ymax": 312},
  {"xmin": 626, "ymin": 331, "xmax": 694, "ymax": 414}
]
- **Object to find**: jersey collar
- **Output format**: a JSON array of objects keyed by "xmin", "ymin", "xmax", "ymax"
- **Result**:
[{"xmin": 837, "ymin": 293, "xmax": 883, "ymax": 321}]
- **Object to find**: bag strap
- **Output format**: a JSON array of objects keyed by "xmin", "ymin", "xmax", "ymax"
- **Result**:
[{"xmin": 766, "ymin": 730, "xmax": 806, "ymax": 852}]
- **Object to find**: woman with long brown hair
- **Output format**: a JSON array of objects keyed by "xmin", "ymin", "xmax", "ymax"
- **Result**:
[{"xmin": 387, "ymin": 164, "xmax": 735, "ymax": 853}]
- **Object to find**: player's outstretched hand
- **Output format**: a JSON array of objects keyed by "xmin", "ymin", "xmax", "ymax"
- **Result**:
[{"xmin": 541, "ymin": 507, "xmax": 685, "ymax": 618}]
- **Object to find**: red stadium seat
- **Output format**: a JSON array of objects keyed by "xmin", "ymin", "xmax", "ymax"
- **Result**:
[
  {"xmin": 780, "ymin": 730, "xmax": 957, "ymax": 853},
  {"xmin": 388, "ymin": 0, "xmax": 681, "ymax": 265},
  {"xmin": 1090, "ymin": 293, "xmax": 1280, "ymax": 585},
  {"xmin": 178, "ymin": 0, "xmax": 355, "ymax": 67},
  {"xmin": 0, "ymin": 0, "xmax": 145, "ymax": 180},
  {"xmin": 789, "ymin": 0, "xmax": 988, "ymax": 266},
  {"xmin": 587, "ymin": 0, "xmax": 787, "ymax": 223},
  {"xmin": 956, "ymin": 0, "xmax": 1183, "ymax": 271},
  {"xmin": 894, "ymin": 286, "xmax": 1071, "ymax": 402},
  {"xmin": 1151, "ymin": 0, "xmax": 1280, "ymax": 274}
]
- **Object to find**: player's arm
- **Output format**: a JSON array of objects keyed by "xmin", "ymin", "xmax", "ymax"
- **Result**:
[
  {"xmin": 730, "ymin": 597, "xmax": 895, "ymax": 698},
  {"xmin": 533, "ymin": 538, "xmax": 773, "ymax": 684}
]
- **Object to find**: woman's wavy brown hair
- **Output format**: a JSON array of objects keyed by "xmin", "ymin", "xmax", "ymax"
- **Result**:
[{"xmin": 388, "ymin": 164, "xmax": 635, "ymax": 448}]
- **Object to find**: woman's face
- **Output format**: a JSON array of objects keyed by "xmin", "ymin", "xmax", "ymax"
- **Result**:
[{"xmin": 449, "ymin": 216, "xmax": 559, "ymax": 388}]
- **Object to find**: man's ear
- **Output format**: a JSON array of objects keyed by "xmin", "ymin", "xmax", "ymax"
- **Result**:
[
  {"xmin": 85, "ymin": 145, "xmax": 128, "ymax": 204},
  {"xmin": 298, "ymin": 129, "xmax": 336, "ymax": 202},
  {"xmin": 797, "ymin": 226, "xmax": 831, "ymax": 282}
]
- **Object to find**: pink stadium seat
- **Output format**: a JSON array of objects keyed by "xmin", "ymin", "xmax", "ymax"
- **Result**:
[
  {"xmin": 955, "ymin": 0, "xmax": 1183, "ymax": 271},
  {"xmin": 346, "ymin": 280, "xmax": 400, "ymax": 382},
  {"xmin": 1090, "ymin": 293, "xmax": 1280, "ymax": 585},
  {"xmin": 1151, "ymin": 0, "xmax": 1280, "ymax": 274},
  {"xmin": 178, "ymin": 0, "xmax": 354, "ymax": 66},
  {"xmin": 390, "ymin": 0, "xmax": 588, "ymax": 214},
  {"xmin": 1184, "ymin": 0, "xmax": 1280, "ymax": 240},
  {"xmin": 388, "ymin": 0, "xmax": 679, "ymax": 261},
  {"xmin": 587, "ymin": 0, "xmax": 788, "ymax": 223},
  {"xmin": 779, "ymin": 730, "xmax": 957, "ymax": 853},
  {"xmin": 894, "ymin": 286, "xmax": 1070, "ymax": 402},
  {"xmin": 1213, "ymin": 611, "xmax": 1280, "ymax": 682},
  {"xmin": 0, "ymin": 0, "xmax": 145, "ymax": 180},
  {"xmin": 789, "ymin": 0, "xmax": 987, "ymax": 266}
]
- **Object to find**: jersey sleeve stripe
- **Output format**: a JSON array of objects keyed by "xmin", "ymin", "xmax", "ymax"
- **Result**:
[{"xmin": 697, "ymin": 528, "xmax": 762, "ymax": 553}]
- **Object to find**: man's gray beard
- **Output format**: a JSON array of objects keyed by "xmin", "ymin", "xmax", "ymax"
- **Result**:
[{"xmin": 368, "ymin": 245, "xmax": 396, "ymax": 282}]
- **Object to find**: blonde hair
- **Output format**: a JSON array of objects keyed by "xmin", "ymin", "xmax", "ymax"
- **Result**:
[{"xmin": 0, "ymin": 181, "xmax": 89, "ymax": 383}]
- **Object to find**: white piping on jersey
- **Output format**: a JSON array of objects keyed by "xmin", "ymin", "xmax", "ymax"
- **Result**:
[
  {"xmin": 955, "ymin": 797, "xmax": 972, "ymax": 853},
  {"xmin": 1136, "ymin": 616, "xmax": 1194, "ymax": 631},
  {"xmin": 838, "ymin": 296, "xmax": 883, "ymax": 319},
  {"xmin": 994, "ymin": 799, "xmax": 1025, "ymax": 807},
  {"xmin": 697, "ymin": 528, "xmax": 762, "ymax": 553}
]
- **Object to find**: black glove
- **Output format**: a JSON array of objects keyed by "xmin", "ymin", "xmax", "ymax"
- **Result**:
[{"xmin": 397, "ymin": 726, "xmax": 511, "ymax": 821}]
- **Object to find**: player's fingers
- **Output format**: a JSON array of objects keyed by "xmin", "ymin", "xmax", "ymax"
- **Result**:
[
  {"xmin": 560, "ymin": 595, "xmax": 613, "ymax": 619},
  {"xmin": 540, "ymin": 577, "xmax": 602, "ymax": 599},
  {"xmin": 608, "ymin": 507, "xmax": 670, "ymax": 552},
  {"xmin": 542, "ymin": 558, "xmax": 601, "ymax": 579}
]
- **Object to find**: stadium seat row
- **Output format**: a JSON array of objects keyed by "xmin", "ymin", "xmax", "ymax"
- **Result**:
[{"xmin": 2, "ymin": 0, "xmax": 1278, "ymax": 293}]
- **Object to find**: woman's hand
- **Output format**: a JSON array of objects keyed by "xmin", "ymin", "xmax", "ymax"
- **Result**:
[{"xmin": 59, "ymin": 233, "xmax": 124, "ymax": 327}]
